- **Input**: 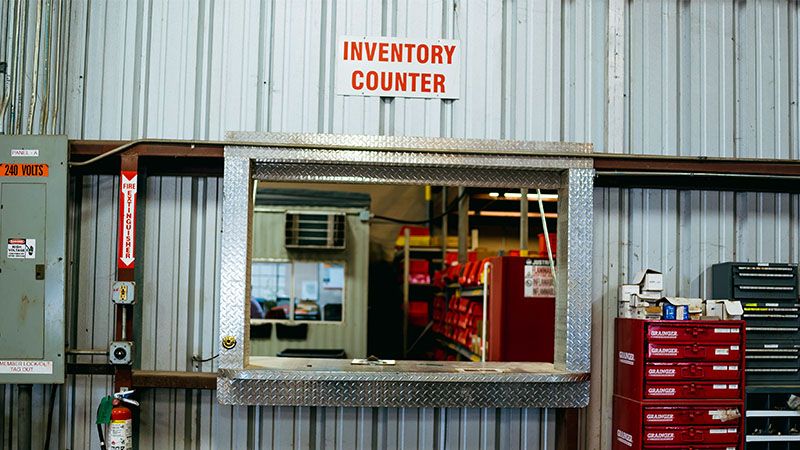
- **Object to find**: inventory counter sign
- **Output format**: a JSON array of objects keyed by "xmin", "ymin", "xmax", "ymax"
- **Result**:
[{"xmin": 336, "ymin": 36, "xmax": 461, "ymax": 99}]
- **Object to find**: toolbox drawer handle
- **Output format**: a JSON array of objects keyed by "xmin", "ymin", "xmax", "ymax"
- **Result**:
[
  {"xmin": 684, "ymin": 428, "xmax": 703, "ymax": 441},
  {"xmin": 682, "ymin": 364, "xmax": 704, "ymax": 377}
]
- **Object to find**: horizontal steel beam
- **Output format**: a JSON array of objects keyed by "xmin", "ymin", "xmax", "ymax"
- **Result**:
[
  {"xmin": 593, "ymin": 154, "xmax": 800, "ymax": 176},
  {"xmin": 66, "ymin": 364, "xmax": 217, "ymax": 390},
  {"xmin": 68, "ymin": 139, "xmax": 800, "ymax": 192}
]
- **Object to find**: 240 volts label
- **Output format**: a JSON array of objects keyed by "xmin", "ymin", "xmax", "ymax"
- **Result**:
[{"xmin": 0, "ymin": 163, "xmax": 49, "ymax": 177}]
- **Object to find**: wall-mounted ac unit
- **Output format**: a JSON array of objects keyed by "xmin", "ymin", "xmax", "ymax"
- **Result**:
[{"xmin": 285, "ymin": 212, "xmax": 346, "ymax": 250}]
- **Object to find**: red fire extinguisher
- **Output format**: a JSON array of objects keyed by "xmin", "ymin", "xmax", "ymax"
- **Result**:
[{"xmin": 106, "ymin": 389, "xmax": 139, "ymax": 450}]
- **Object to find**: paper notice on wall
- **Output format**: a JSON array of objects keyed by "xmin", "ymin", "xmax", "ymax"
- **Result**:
[
  {"xmin": 0, "ymin": 360, "xmax": 53, "ymax": 374},
  {"xmin": 7, "ymin": 238, "xmax": 35, "ymax": 259}
]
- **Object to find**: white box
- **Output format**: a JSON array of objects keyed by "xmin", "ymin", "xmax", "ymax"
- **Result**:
[
  {"xmin": 705, "ymin": 299, "xmax": 744, "ymax": 320},
  {"xmin": 618, "ymin": 302, "xmax": 646, "ymax": 319},
  {"xmin": 633, "ymin": 269, "xmax": 663, "ymax": 292},
  {"xmin": 620, "ymin": 284, "xmax": 640, "ymax": 304}
]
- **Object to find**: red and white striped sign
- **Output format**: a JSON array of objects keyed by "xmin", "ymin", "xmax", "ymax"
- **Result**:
[{"xmin": 118, "ymin": 171, "xmax": 137, "ymax": 269}]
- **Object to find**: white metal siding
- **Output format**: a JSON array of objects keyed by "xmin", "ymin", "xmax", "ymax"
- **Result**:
[{"xmin": 625, "ymin": 0, "xmax": 799, "ymax": 157}]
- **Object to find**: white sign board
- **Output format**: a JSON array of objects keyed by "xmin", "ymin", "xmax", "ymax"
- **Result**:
[
  {"xmin": 336, "ymin": 36, "xmax": 461, "ymax": 99},
  {"xmin": 0, "ymin": 360, "xmax": 53, "ymax": 374}
]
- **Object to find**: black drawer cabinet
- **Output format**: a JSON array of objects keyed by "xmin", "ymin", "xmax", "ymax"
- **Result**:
[{"xmin": 713, "ymin": 263, "xmax": 799, "ymax": 301}]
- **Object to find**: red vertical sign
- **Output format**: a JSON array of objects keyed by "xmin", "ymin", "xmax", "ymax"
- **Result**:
[{"xmin": 118, "ymin": 171, "xmax": 137, "ymax": 269}]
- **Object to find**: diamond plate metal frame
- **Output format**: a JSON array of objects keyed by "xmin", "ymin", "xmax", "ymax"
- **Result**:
[
  {"xmin": 219, "ymin": 132, "xmax": 594, "ymax": 408},
  {"xmin": 217, "ymin": 378, "xmax": 591, "ymax": 408},
  {"xmin": 226, "ymin": 131, "xmax": 593, "ymax": 155}
]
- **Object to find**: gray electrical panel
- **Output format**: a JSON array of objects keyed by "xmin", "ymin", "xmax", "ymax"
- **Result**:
[{"xmin": 0, "ymin": 136, "xmax": 67, "ymax": 383}]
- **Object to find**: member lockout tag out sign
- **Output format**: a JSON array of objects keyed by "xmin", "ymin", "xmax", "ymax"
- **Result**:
[
  {"xmin": 118, "ymin": 171, "xmax": 137, "ymax": 269},
  {"xmin": 336, "ymin": 36, "xmax": 461, "ymax": 99}
]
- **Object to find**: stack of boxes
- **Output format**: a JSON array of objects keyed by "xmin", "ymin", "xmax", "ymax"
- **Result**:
[
  {"xmin": 619, "ymin": 269, "xmax": 665, "ymax": 319},
  {"xmin": 712, "ymin": 262, "xmax": 800, "ymax": 446},
  {"xmin": 619, "ymin": 269, "xmax": 742, "ymax": 322},
  {"xmin": 613, "ymin": 318, "xmax": 745, "ymax": 449}
]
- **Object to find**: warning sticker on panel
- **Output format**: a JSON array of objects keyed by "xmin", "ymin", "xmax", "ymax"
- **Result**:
[
  {"xmin": 7, "ymin": 238, "xmax": 35, "ymax": 259},
  {"xmin": 0, "ymin": 360, "xmax": 53, "ymax": 374},
  {"xmin": 523, "ymin": 260, "xmax": 555, "ymax": 297},
  {"xmin": 0, "ymin": 163, "xmax": 48, "ymax": 177}
]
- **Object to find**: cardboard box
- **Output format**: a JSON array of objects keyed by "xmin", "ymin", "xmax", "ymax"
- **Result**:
[
  {"xmin": 619, "ymin": 302, "xmax": 646, "ymax": 319},
  {"xmin": 705, "ymin": 299, "xmax": 744, "ymax": 320},
  {"xmin": 633, "ymin": 269, "xmax": 663, "ymax": 292},
  {"xmin": 635, "ymin": 292, "xmax": 662, "ymax": 302},
  {"xmin": 620, "ymin": 284, "xmax": 640, "ymax": 304}
]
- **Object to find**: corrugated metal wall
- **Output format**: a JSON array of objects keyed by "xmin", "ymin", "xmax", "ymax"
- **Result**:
[
  {"xmin": 2, "ymin": 0, "xmax": 800, "ymax": 448},
  {"xmin": 53, "ymin": 0, "xmax": 604, "ymax": 144},
  {"xmin": 625, "ymin": 0, "xmax": 800, "ymax": 157}
]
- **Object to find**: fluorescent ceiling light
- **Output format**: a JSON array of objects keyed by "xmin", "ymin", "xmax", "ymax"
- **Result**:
[
  {"xmin": 488, "ymin": 192, "xmax": 500, "ymax": 198},
  {"xmin": 503, "ymin": 192, "xmax": 558, "ymax": 201},
  {"xmin": 469, "ymin": 211, "xmax": 558, "ymax": 219}
]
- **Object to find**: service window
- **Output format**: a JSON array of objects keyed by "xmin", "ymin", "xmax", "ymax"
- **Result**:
[{"xmin": 218, "ymin": 132, "xmax": 593, "ymax": 409}]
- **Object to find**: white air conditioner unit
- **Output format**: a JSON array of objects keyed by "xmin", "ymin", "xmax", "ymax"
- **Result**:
[{"xmin": 284, "ymin": 212, "xmax": 346, "ymax": 250}]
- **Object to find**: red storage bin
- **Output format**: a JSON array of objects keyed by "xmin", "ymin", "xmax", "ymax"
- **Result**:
[
  {"xmin": 408, "ymin": 301, "xmax": 429, "ymax": 327},
  {"xmin": 408, "ymin": 259, "xmax": 430, "ymax": 285},
  {"xmin": 537, "ymin": 233, "xmax": 557, "ymax": 257}
]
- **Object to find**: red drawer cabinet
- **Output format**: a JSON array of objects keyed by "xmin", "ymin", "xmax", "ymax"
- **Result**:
[
  {"xmin": 643, "ymin": 427, "xmax": 739, "ymax": 445},
  {"xmin": 642, "ymin": 447, "xmax": 737, "ymax": 450},
  {"xmin": 615, "ymin": 318, "xmax": 745, "ymax": 401},
  {"xmin": 644, "ymin": 382, "xmax": 742, "ymax": 400},
  {"xmin": 613, "ymin": 319, "xmax": 745, "ymax": 450},
  {"xmin": 647, "ymin": 343, "xmax": 741, "ymax": 362},
  {"xmin": 614, "ymin": 396, "xmax": 743, "ymax": 449},
  {"xmin": 642, "ymin": 405, "xmax": 743, "ymax": 426},
  {"xmin": 647, "ymin": 323, "xmax": 742, "ymax": 344},
  {"xmin": 645, "ymin": 363, "xmax": 740, "ymax": 381}
]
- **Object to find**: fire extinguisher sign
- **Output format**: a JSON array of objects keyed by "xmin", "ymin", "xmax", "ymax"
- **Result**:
[{"xmin": 117, "ymin": 171, "xmax": 137, "ymax": 269}]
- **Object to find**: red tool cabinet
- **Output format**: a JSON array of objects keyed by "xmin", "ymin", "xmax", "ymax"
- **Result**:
[{"xmin": 613, "ymin": 318, "xmax": 745, "ymax": 450}]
